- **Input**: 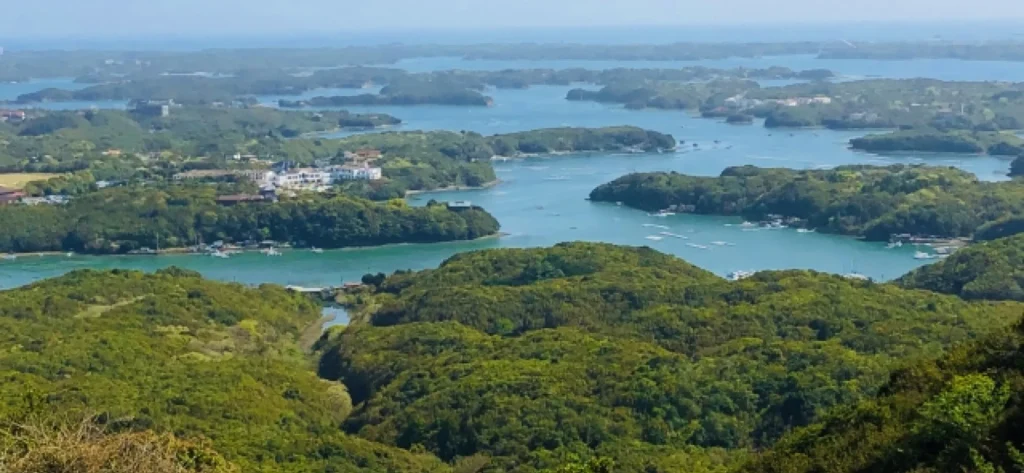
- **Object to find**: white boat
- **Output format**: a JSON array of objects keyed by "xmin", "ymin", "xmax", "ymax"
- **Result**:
[
  {"xmin": 209, "ymin": 250, "xmax": 230, "ymax": 259},
  {"xmin": 740, "ymin": 221, "xmax": 757, "ymax": 228},
  {"xmin": 728, "ymin": 270, "xmax": 755, "ymax": 281},
  {"xmin": 311, "ymin": 247, "xmax": 325, "ymax": 254},
  {"xmin": 914, "ymin": 251, "xmax": 936, "ymax": 260},
  {"xmin": 686, "ymin": 243, "xmax": 709, "ymax": 249},
  {"xmin": 642, "ymin": 224, "xmax": 670, "ymax": 230},
  {"xmin": 262, "ymin": 248, "xmax": 283, "ymax": 257},
  {"xmin": 649, "ymin": 211, "xmax": 675, "ymax": 218},
  {"xmin": 645, "ymin": 235, "xmax": 664, "ymax": 241},
  {"xmin": 1, "ymin": 254, "xmax": 16, "ymax": 261},
  {"xmin": 886, "ymin": 241, "xmax": 903, "ymax": 249},
  {"xmin": 659, "ymin": 231, "xmax": 688, "ymax": 239},
  {"xmin": 796, "ymin": 228, "xmax": 815, "ymax": 234},
  {"xmin": 65, "ymin": 252, "xmax": 74, "ymax": 257}
]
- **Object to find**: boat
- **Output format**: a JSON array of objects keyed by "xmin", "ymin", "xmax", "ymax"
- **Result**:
[
  {"xmin": 262, "ymin": 248, "xmax": 283, "ymax": 257},
  {"xmin": 686, "ymin": 243, "xmax": 709, "ymax": 249},
  {"xmin": 740, "ymin": 221, "xmax": 757, "ymax": 228},
  {"xmin": 796, "ymin": 228, "xmax": 815, "ymax": 234},
  {"xmin": 649, "ymin": 211, "xmax": 675, "ymax": 218},
  {"xmin": 1, "ymin": 254, "xmax": 16, "ymax": 261},
  {"xmin": 644, "ymin": 235, "xmax": 664, "ymax": 241},
  {"xmin": 914, "ymin": 251, "xmax": 936, "ymax": 260},
  {"xmin": 728, "ymin": 270, "xmax": 754, "ymax": 281},
  {"xmin": 209, "ymin": 250, "xmax": 230, "ymax": 259},
  {"xmin": 65, "ymin": 252, "xmax": 74, "ymax": 257},
  {"xmin": 710, "ymin": 241, "xmax": 733, "ymax": 246},
  {"xmin": 642, "ymin": 223, "xmax": 670, "ymax": 230},
  {"xmin": 311, "ymin": 247, "xmax": 325, "ymax": 254},
  {"xmin": 886, "ymin": 241, "xmax": 903, "ymax": 249}
]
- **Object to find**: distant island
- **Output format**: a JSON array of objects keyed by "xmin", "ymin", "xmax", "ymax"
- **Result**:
[
  {"xmin": 589, "ymin": 164, "xmax": 1024, "ymax": 241},
  {"xmin": 850, "ymin": 129, "xmax": 1024, "ymax": 155}
]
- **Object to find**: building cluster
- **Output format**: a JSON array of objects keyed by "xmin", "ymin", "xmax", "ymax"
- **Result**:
[
  {"xmin": 172, "ymin": 148, "xmax": 385, "ymax": 194},
  {"xmin": 0, "ymin": 186, "xmax": 71, "ymax": 206},
  {"xmin": 0, "ymin": 109, "xmax": 26, "ymax": 123},
  {"xmin": 723, "ymin": 95, "xmax": 833, "ymax": 109},
  {"xmin": 131, "ymin": 99, "xmax": 177, "ymax": 117}
]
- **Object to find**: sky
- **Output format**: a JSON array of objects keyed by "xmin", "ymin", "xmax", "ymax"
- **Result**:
[{"xmin": 5, "ymin": 0, "xmax": 1024, "ymax": 40}]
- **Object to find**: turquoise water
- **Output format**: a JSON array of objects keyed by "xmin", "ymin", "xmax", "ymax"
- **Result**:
[
  {"xmin": 0, "ymin": 57, "xmax": 1017, "ymax": 288},
  {"xmin": 0, "ymin": 151, "xmax": 941, "ymax": 289}
]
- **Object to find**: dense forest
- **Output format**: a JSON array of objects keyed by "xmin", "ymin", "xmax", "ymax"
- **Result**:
[
  {"xmin": 0, "ymin": 268, "xmax": 451, "ymax": 472},
  {"xmin": 741, "ymin": 317, "xmax": 1024, "ymax": 473},
  {"xmin": 588, "ymin": 165, "xmax": 1024, "ymax": 241},
  {"xmin": 319, "ymin": 242, "xmax": 1024, "ymax": 472},
  {"xmin": 897, "ymin": 233, "xmax": 1024, "ymax": 301},
  {"xmin": 0, "ymin": 186, "xmax": 499, "ymax": 254}
]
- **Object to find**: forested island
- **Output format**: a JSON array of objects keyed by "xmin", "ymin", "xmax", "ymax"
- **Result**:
[
  {"xmin": 589, "ymin": 165, "xmax": 1024, "ymax": 241},
  {"xmin": 849, "ymin": 129, "xmax": 1024, "ymax": 155},
  {"xmin": 0, "ymin": 186, "xmax": 499, "ymax": 254}
]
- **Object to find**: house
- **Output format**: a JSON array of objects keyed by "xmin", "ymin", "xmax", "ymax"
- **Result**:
[
  {"xmin": 0, "ymin": 186, "xmax": 26, "ymax": 205},
  {"xmin": 354, "ymin": 149, "xmax": 382, "ymax": 160},
  {"xmin": 0, "ymin": 110, "xmax": 26, "ymax": 122}
]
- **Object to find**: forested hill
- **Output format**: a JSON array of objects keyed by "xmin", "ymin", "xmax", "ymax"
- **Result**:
[
  {"xmin": 739, "ymin": 318, "xmax": 1024, "ymax": 473},
  {"xmin": 897, "ymin": 233, "xmax": 1024, "ymax": 301},
  {"xmin": 589, "ymin": 165, "xmax": 1024, "ymax": 241},
  {"xmin": 320, "ymin": 242, "xmax": 1024, "ymax": 472},
  {"xmin": 0, "ymin": 187, "xmax": 499, "ymax": 254},
  {"xmin": 0, "ymin": 268, "xmax": 449, "ymax": 472}
]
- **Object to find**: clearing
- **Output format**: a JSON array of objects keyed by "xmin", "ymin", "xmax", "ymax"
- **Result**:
[{"xmin": 0, "ymin": 173, "xmax": 59, "ymax": 188}]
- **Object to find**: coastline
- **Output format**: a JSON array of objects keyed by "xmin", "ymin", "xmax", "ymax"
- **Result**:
[{"xmin": 4, "ymin": 232, "xmax": 506, "ymax": 259}]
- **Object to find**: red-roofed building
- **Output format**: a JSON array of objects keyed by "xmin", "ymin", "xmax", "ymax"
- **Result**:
[{"xmin": 0, "ymin": 186, "xmax": 26, "ymax": 205}]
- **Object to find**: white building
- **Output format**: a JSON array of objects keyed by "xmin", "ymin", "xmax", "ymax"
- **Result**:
[
  {"xmin": 272, "ymin": 169, "xmax": 333, "ymax": 189},
  {"xmin": 264, "ymin": 166, "xmax": 383, "ymax": 190},
  {"xmin": 329, "ymin": 166, "xmax": 383, "ymax": 181}
]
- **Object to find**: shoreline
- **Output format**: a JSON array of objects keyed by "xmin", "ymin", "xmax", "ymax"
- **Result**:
[{"xmin": 4, "ymin": 232, "xmax": 506, "ymax": 259}]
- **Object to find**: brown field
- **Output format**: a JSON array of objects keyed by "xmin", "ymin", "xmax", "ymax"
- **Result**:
[{"xmin": 0, "ymin": 173, "xmax": 59, "ymax": 188}]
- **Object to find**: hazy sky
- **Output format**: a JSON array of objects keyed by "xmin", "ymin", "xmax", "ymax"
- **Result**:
[{"xmin": 7, "ymin": 0, "xmax": 1024, "ymax": 38}]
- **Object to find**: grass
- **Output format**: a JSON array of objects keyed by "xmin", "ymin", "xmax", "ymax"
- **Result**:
[
  {"xmin": 0, "ymin": 418, "xmax": 237, "ymax": 473},
  {"xmin": 0, "ymin": 173, "xmax": 59, "ymax": 189}
]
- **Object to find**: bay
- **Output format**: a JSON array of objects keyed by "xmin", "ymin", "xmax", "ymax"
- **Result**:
[{"xmin": 1, "ymin": 57, "xmax": 1016, "ymax": 289}]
